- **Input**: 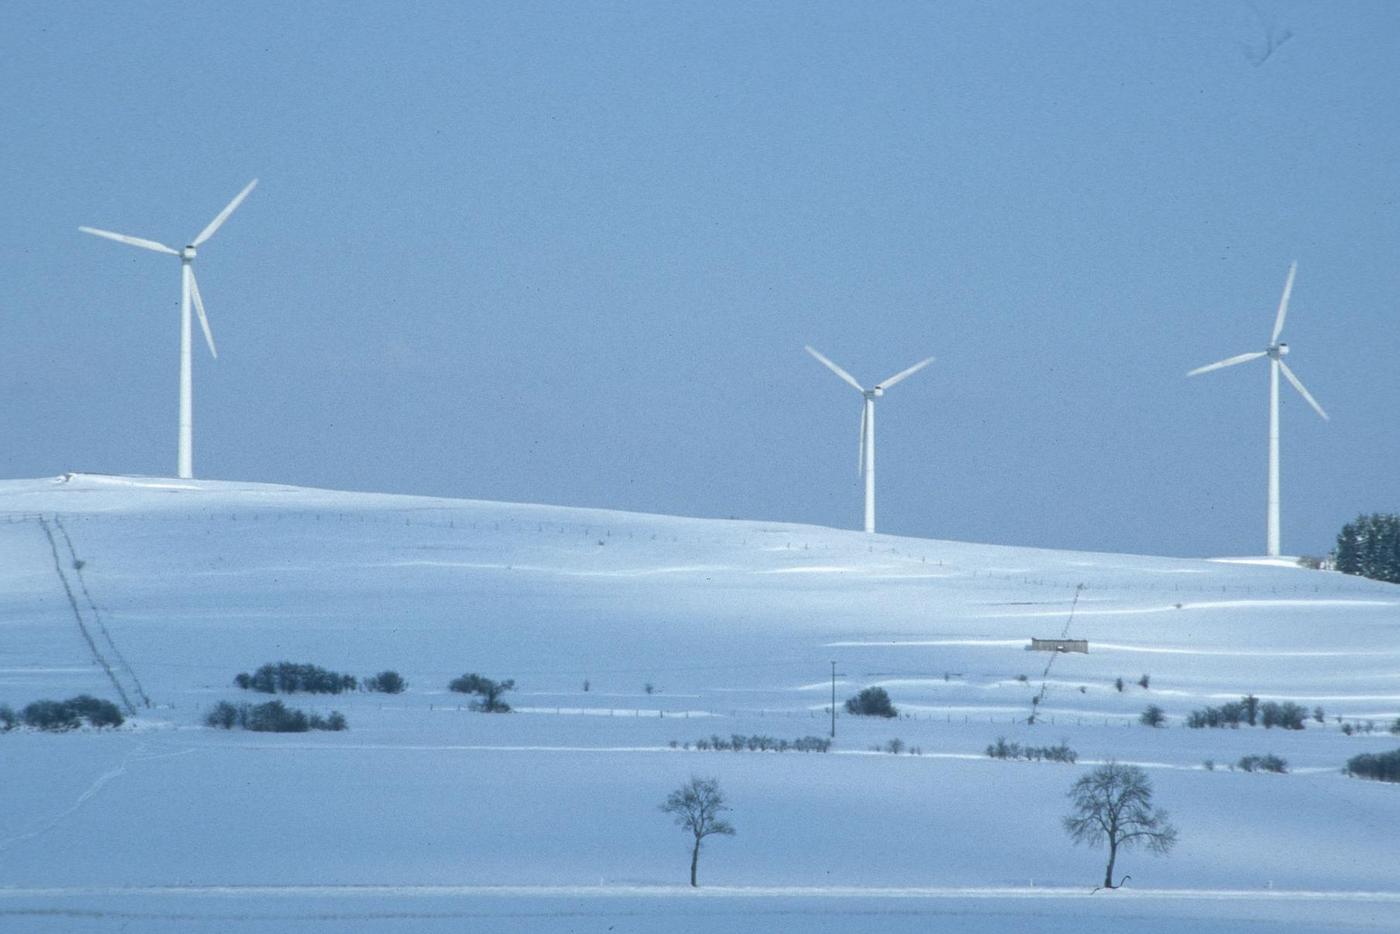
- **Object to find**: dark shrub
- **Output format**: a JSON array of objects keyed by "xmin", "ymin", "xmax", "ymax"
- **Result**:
[
  {"xmin": 845, "ymin": 687, "xmax": 897, "ymax": 718},
  {"xmin": 66, "ymin": 695, "xmax": 124, "ymax": 728},
  {"xmin": 688, "ymin": 734, "xmax": 830, "ymax": 753},
  {"xmin": 1389, "ymin": 718, "xmax": 1400, "ymax": 736},
  {"xmin": 1243, "ymin": 694, "xmax": 1260, "ymax": 727},
  {"xmin": 1137, "ymin": 674, "xmax": 1151, "ymax": 690},
  {"xmin": 1140, "ymin": 705, "xmax": 1166, "ymax": 728},
  {"xmin": 365, "ymin": 670, "xmax": 406, "ymax": 694},
  {"xmin": 245, "ymin": 700, "xmax": 309, "ymax": 732},
  {"xmin": 308, "ymin": 711, "xmax": 348, "ymax": 731},
  {"xmin": 1260, "ymin": 701, "xmax": 1307, "ymax": 730},
  {"xmin": 1346, "ymin": 748, "xmax": 1400, "ymax": 783},
  {"xmin": 1237, "ymin": 753, "xmax": 1288, "ymax": 773},
  {"xmin": 206, "ymin": 701, "xmax": 240, "ymax": 729},
  {"xmin": 448, "ymin": 673, "xmax": 515, "ymax": 712},
  {"xmin": 1114, "ymin": 677, "xmax": 1124, "ymax": 693},
  {"xmin": 1187, "ymin": 701, "xmax": 1247, "ymax": 729},
  {"xmin": 985, "ymin": 736, "xmax": 1076, "ymax": 763},
  {"xmin": 240, "ymin": 662, "xmax": 357, "ymax": 694},
  {"xmin": 0, "ymin": 705, "xmax": 15, "ymax": 731},
  {"xmin": 22, "ymin": 700, "xmax": 81, "ymax": 732},
  {"xmin": 234, "ymin": 672, "xmax": 252, "ymax": 690}
]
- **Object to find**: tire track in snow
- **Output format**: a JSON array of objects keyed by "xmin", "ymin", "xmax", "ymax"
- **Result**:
[
  {"xmin": 36, "ymin": 516, "xmax": 137, "ymax": 716},
  {"xmin": 52, "ymin": 515, "xmax": 151, "ymax": 708},
  {"xmin": 0, "ymin": 743, "xmax": 199, "ymax": 853}
]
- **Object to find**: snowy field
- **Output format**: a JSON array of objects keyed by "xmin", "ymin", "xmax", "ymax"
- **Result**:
[{"xmin": 0, "ymin": 474, "xmax": 1397, "ymax": 932}]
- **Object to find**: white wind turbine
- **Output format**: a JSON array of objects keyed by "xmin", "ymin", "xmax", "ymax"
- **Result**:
[
  {"xmin": 805, "ymin": 345, "xmax": 935, "ymax": 534},
  {"xmin": 80, "ymin": 180, "xmax": 258, "ymax": 479},
  {"xmin": 1187, "ymin": 261, "xmax": 1329, "ymax": 557}
]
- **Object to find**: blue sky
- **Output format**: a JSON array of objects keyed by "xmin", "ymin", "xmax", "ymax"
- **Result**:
[{"xmin": 2, "ymin": 1, "xmax": 1397, "ymax": 557}]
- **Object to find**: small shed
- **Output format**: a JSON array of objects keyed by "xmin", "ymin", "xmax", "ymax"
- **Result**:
[{"xmin": 1028, "ymin": 638, "xmax": 1088, "ymax": 654}]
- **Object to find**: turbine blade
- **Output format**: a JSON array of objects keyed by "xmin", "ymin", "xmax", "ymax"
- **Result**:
[
  {"xmin": 858, "ymin": 403, "xmax": 867, "ymax": 476},
  {"xmin": 1270, "ymin": 261, "xmax": 1297, "ymax": 344},
  {"xmin": 876, "ymin": 355, "xmax": 935, "ymax": 390},
  {"xmin": 1278, "ymin": 360, "xmax": 1328, "ymax": 420},
  {"xmin": 192, "ymin": 178, "xmax": 258, "ymax": 247},
  {"xmin": 804, "ymin": 345, "xmax": 865, "ymax": 393},
  {"xmin": 188, "ymin": 268, "xmax": 218, "ymax": 358},
  {"xmin": 1186, "ymin": 351, "xmax": 1266, "ymax": 377},
  {"xmin": 78, "ymin": 226, "xmax": 178, "ymax": 255}
]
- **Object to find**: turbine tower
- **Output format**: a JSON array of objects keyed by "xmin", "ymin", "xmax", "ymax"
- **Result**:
[
  {"xmin": 805, "ymin": 345, "xmax": 934, "ymax": 534},
  {"xmin": 1187, "ymin": 261, "xmax": 1329, "ymax": 557},
  {"xmin": 80, "ymin": 179, "xmax": 258, "ymax": 479}
]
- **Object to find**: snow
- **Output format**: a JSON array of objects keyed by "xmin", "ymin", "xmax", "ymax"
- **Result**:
[{"xmin": 0, "ymin": 474, "xmax": 1397, "ymax": 932}]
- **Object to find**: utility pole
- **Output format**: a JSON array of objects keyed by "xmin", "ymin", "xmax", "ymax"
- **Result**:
[{"xmin": 830, "ymin": 661, "xmax": 847, "ymax": 739}]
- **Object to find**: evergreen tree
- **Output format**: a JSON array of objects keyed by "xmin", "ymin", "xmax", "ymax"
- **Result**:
[{"xmin": 1335, "ymin": 514, "xmax": 1400, "ymax": 583}]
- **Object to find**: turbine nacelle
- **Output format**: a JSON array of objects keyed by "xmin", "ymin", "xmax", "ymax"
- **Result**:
[
  {"xmin": 1267, "ymin": 342, "xmax": 1289, "ymax": 359},
  {"xmin": 181, "ymin": 245, "xmax": 198, "ymax": 261}
]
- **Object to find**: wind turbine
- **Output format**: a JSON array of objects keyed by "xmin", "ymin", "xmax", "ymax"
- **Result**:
[
  {"xmin": 80, "ymin": 179, "xmax": 258, "ymax": 479},
  {"xmin": 1187, "ymin": 261, "xmax": 1329, "ymax": 557},
  {"xmin": 805, "ymin": 345, "xmax": 934, "ymax": 534}
]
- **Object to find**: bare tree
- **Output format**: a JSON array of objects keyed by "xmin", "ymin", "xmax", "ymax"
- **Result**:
[
  {"xmin": 1063, "ymin": 762, "xmax": 1178, "ymax": 889},
  {"xmin": 660, "ymin": 776, "xmax": 735, "ymax": 887}
]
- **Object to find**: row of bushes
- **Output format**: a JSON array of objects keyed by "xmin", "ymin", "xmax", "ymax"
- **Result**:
[
  {"xmin": 986, "ymin": 737, "xmax": 1078, "ymax": 763},
  {"xmin": 206, "ymin": 699, "xmax": 346, "ymax": 732},
  {"xmin": 1187, "ymin": 697, "xmax": 1310, "ymax": 730},
  {"xmin": 0, "ymin": 696, "xmax": 124, "ymax": 732},
  {"xmin": 678, "ymin": 734, "xmax": 833, "ymax": 753},
  {"xmin": 1346, "ymin": 749, "xmax": 1400, "ymax": 783},
  {"xmin": 1236, "ymin": 753, "xmax": 1289, "ymax": 773},
  {"xmin": 235, "ymin": 662, "xmax": 360, "ymax": 695}
]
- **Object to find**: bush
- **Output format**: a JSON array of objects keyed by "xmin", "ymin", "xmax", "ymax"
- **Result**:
[
  {"xmin": 1390, "ymin": 718, "xmax": 1400, "ymax": 736},
  {"xmin": 688, "ymin": 734, "xmax": 830, "ymax": 753},
  {"xmin": 206, "ymin": 701, "xmax": 240, "ymax": 729},
  {"xmin": 1259, "ymin": 701, "xmax": 1307, "ymax": 730},
  {"xmin": 22, "ymin": 700, "xmax": 80, "ymax": 731},
  {"xmin": 245, "ymin": 699, "xmax": 308, "ymax": 732},
  {"xmin": 20, "ymin": 696, "xmax": 123, "ymax": 731},
  {"xmin": 365, "ymin": 670, "xmax": 406, "ymax": 694},
  {"xmin": 309, "ymin": 711, "xmax": 348, "ymax": 731},
  {"xmin": 448, "ymin": 673, "xmax": 515, "ymax": 712},
  {"xmin": 1140, "ymin": 705, "xmax": 1166, "ymax": 728},
  {"xmin": 1345, "ymin": 748, "xmax": 1400, "ymax": 783},
  {"xmin": 1114, "ymin": 677, "xmax": 1124, "ymax": 693},
  {"xmin": 985, "ymin": 737, "xmax": 1077, "ymax": 763},
  {"xmin": 206, "ymin": 699, "xmax": 346, "ymax": 732},
  {"xmin": 1138, "ymin": 674, "xmax": 1151, "ymax": 690},
  {"xmin": 1187, "ymin": 695, "xmax": 1306, "ymax": 729},
  {"xmin": 1237, "ymin": 753, "xmax": 1288, "ymax": 773},
  {"xmin": 845, "ymin": 687, "xmax": 897, "ymax": 718},
  {"xmin": 0, "ymin": 705, "xmax": 15, "ymax": 731},
  {"xmin": 236, "ymin": 662, "xmax": 357, "ymax": 694},
  {"xmin": 66, "ymin": 695, "xmax": 125, "ymax": 728},
  {"xmin": 1187, "ymin": 702, "xmax": 1246, "ymax": 729}
]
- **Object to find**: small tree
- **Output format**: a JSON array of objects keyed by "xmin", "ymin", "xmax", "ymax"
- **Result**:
[
  {"xmin": 659, "ymin": 776, "xmax": 735, "ymax": 887},
  {"xmin": 845, "ymin": 687, "xmax": 897, "ymax": 718},
  {"xmin": 449, "ymin": 673, "xmax": 515, "ymax": 712},
  {"xmin": 1063, "ymin": 762, "xmax": 1178, "ymax": 889},
  {"xmin": 366, "ymin": 671, "xmax": 406, "ymax": 694},
  {"xmin": 1140, "ymin": 705, "xmax": 1166, "ymax": 728}
]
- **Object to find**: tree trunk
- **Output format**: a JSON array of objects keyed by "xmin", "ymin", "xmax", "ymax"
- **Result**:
[
  {"xmin": 690, "ymin": 839, "xmax": 700, "ymax": 887},
  {"xmin": 1104, "ymin": 839, "xmax": 1117, "ymax": 889}
]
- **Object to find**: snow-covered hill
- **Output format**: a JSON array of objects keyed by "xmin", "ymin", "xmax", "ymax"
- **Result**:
[{"xmin": 1, "ymin": 474, "xmax": 1396, "ymax": 933}]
